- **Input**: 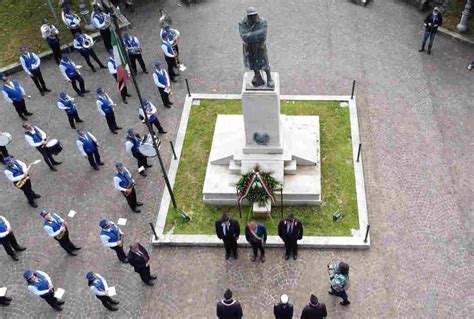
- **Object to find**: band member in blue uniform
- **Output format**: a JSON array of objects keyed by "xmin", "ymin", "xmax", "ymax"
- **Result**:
[
  {"xmin": 160, "ymin": 34, "xmax": 178, "ymax": 82},
  {"xmin": 152, "ymin": 62, "xmax": 173, "ymax": 108},
  {"xmin": 40, "ymin": 210, "xmax": 81, "ymax": 256},
  {"xmin": 0, "ymin": 215, "xmax": 26, "ymax": 261},
  {"xmin": 138, "ymin": 98, "xmax": 167, "ymax": 134},
  {"xmin": 23, "ymin": 270, "xmax": 65, "ymax": 311},
  {"xmin": 96, "ymin": 88, "xmax": 122, "ymax": 134},
  {"xmin": 113, "ymin": 163, "xmax": 142, "ymax": 213},
  {"xmin": 19, "ymin": 47, "xmax": 51, "ymax": 96},
  {"xmin": 3, "ymin": 156, "xmax": 41, "ymax": 207},
  {"xmin": 41, "ymin": 18, "xmax": 62, "ymax": 64},
  {"xmin": 61, "ymin": 4, "xmax": 81, "ymax": 37},
  {"xmin": 99, "ymin": 219, "xmax": 128, "ymax": 263},
  {"xmin": 57, "ymin": 92, "xmax": 84, "ymax": 129},
  {"xmin": 1, "ymin": 74, "xmax": 33, "ymax": 120},
  {"xmin": 125, "ymin": 128, "xmax": 150, "ymax": 177},
  {"xmin": 91, "ymin": 5, "xmax": 112, "ymax": 51},
  {"xmin": 73, "ymin": 32, "xmax": 106, "ymax": 72},
  {"xmin": 123, "ymin": 33, "xmax": 148, "ymax": 75},
  {"xmin": 86, "ymin": 272, "xmax": 119, "ymax": 311},
  {"xmin": 59, "ymin": 54, "xmax": 89, "ymax": 97},
  {"xmin": 76, "ymin": 128, "xmax": 104, "ymax": 170},
  {"xmin": 23, "ymin": 123, "xmax": 61, "ymax": 171}
]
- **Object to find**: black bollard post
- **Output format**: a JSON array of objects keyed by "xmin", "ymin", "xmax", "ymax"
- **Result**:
[
  {"xmin": 149, "ymin": 222, "xmax": 159, "ymax": 240},
  {"xmin": 364, "ymin": 224, "xmax": 370, "ymax": 243},
  {"xmin": 185, "ymin": 78, "xmax": 191, "ymax": 97},
  {"xmin": 357, "ymin": 143, "xmax": 362, "ymax": 162},
  {"xmin": 351, "ymin": 80, "xmax": 356, "ymax": 100},
  {"xmin": 169, "ymin": 141, "xmax": 177, "ymax": 160}
]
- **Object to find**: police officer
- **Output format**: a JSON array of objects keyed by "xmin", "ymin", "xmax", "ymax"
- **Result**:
[
  {"xmin": 61, "ymin": 4, "xmax": 81, "ymax": 37},
  {"xmin": 0, "ymin": 215, "xmax": 26, "ymax": 261},
  {"xmin": 59, "ymin": 54, "xmax": 89, "ymax": 97},
  {"xmin": 278, "ymin": 213, "xmax": 303, "ymax": 260},
  {"xmin": 91, "ymin": 5, "xmax": 112, "ymax": 51},
  {"xmin": 215, "ymin": 213, "xmax": 240, "ymax": 260},
  {"xmin": 3, "ymin": 156, "xmax": 41, "ymax": 207},
  {"xmin": 23, "ymin": 123, "xmax": 62, "ymax": 171},
  {"xmin": 1, "ymin": 74, "xmax": 33, "ymax": 120},
  {"xmin": 76, "ymin": 128, "xmax": 104, "ymax": 170},
  {"xmin": 40, "ymin": 18, "xmax": 62, "ymax": 64},
  {"xmin": 139, "ymin": 98, "xmax": 167, "ymax": 133},
  {"xmin": 86, "ymin": 272, "xmax": 119, "ymax": 311},
  {"xmin": 123, "ymin": 33, "xmax": 148, "ymax": 75},
  {"xmin": 113, "ymin": 162, "xmax": 142, "ymax": 213},
  {"xmin": 108, "ymin": 51, "xmax": 130, "ymax": 104},
  {"xmin": 40, "ymin": 210, "xmax": 81, "ymax": 256},
  {"xmin": 97, "ymin": 87, "xmax": 122, "ymax": 134},
  {"xmin": 125, "ymin": 128, "xmax": 150, "ymax": 177},
  {"xmin": 19, "ymin": 47, "xmax": 51, "ymax": 96},
  {"xmin": 152, "ymin": 63, "xmax": 173, "ymax": 108},
  {"xmin": 57, "ymin": 92, "xmax": 84, "ymax": 129},
  {"xmin": 23, "ymin": 270, "xmax": 64, "ymax": 311},
  {"xmin": 73, "ymin": 32, "xmax": 106, "ymax": 72},
  {"xmin": 160, "ymin": 34, "xmax": 178, "ymax": 82},
  {"xmin": 99, "ymin": 219, "xmax": 128, "ymax": 263}
]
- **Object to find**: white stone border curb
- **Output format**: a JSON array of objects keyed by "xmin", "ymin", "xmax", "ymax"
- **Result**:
[{"xmin": 152, "ymin": 94, "xmax": 370, "ymax": 249}]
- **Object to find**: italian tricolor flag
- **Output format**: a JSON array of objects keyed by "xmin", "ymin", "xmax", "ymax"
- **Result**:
[{"xmin": 111, "ymin": 29, "xmax": 129, "ymax": 91}]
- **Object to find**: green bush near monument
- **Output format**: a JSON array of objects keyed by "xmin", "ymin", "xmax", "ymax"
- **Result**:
[{"xmin": 164, "ymin": 99, "xmax": 358, "ymax": 236}]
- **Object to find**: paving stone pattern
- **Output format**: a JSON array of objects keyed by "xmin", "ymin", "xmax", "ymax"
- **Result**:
[{"xmin": 0, "ymin": 0, "xmax": 472, "ymax": 318}]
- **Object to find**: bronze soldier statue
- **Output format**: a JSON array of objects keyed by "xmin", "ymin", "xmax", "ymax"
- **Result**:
[{"xmin": 239, "ymin": 7, "xmax": 274, "ymax": 88}]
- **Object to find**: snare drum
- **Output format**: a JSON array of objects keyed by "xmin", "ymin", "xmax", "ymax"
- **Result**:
[
  {"xmin": 46, "ymin": 139, "xmax": 63, "ymax": 155},
  {"xmin": 0, "ymin": 132, "xmax": 12, "ymax": 146},
  {"xmin": 138, "ymin": 134, "xmax": 161, "ymax": 157}
]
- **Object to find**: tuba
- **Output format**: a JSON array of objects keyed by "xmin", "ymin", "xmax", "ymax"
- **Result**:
[{"xmin": 83, "ymin": 37, "xmax": 94, "ymax": 49}]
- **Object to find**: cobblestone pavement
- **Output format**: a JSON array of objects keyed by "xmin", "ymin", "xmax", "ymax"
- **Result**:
[{"xmin": 0, "ymin": 0, "xmax": 472, "ymax": 318}]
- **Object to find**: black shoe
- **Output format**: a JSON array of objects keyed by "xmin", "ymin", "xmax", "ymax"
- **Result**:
[
  {"xmin": 53, "ymin": 306, "xmax": 63, "ymax": 311},
  {"xmin": 53, "ymin": 161, "xmax": 62, "ymax": 165},
  {"xmin": 293, "ymin": 254, "xmax": 297, "ymax": 260},
  {"xmin": 171, "ymin": 78, "xmax": 177, "ymax": 82},
  {"xmin": 78, "ymin": 92, "xmax": 85, "ymax": 97},
  {"xmin": 139, "ymin": 171, "xmax": 147, "ymax": 177},
  {"xmin": 225, "ymin": 252, "xmax": 230, "ymax": 260},
  {"xmin": 260, "ymin": 255, "xmax": 265, "ymax": 263},
  {"xmin": 107, "ymin": 306, "xmax": 119, "ymax": 311},
  {"xmin": 427, "ymin": 48, "xmax": 431, "ymax": 55},
  {"xmin": 126, "ymin": 93, "xmax": 131, "ymax": 97},
  {"xmin": 33, "ymin": 194, "xmax": 41, "ymax": 199},
  {"xmin": 44, "ymin": 88, "xmax": 52, "ymax": 92},
  {"xmin": 67, "ymin": 251, "xmax": 77, "ymax": 256},
  {"xmin": 233, "ymin": 252, "xmax": 238, "ymax": 259},
  {"xmin": 340, "ymin": 300, "xmax": 351, "ymax": 306},
  {"xmin": 164, "ymin": 104, "xmax": 171, "ymax": 108},
  {"xmin": 91, "ymin": 68, "xmax": 97, "ymax": 72},
  {"xmin": 144, "ymin": 281, "xmax": 154, "ymax": 286},
  {"xmin": 136, "ymin": 202, "xmax": 143, "ymax": 206},
  {"xmin": 110, "ymin": 299, "xmax": 120, "ymax": 305},
  {"xmin": 83, "ymin": 90, "xmax": 90, "ymax": 94},
  {"xmin": 57, "ymin": 300, "xmax": 65, "ymax": 305},
  {"xmin": 418, "ymin": 48, "xmax": 425, "ymax": 52},
  {"xmin": 11, "ymin": 254, "xmax": 19, "ymax": 261},
  {"xmin": 143, "ymin": 70, "xmax": 149, "ymax": 74},
  {"xmin": 3, "ymin": 297, "xmax": 12, "ymax": 302},
  {"xmin": 159, "ymin": 131, "xmax": 167, "ymax": 134},
  {"xmin": 15, "ymin": 246, "xmax": 27, "ymax": 251},
  {"xmin": 251, "ymin": 256, "xmax": 256, "ymax": 262},
  {"xmin": 145, "ymin": 164, "xmax": 152, "ymax": 168},
  {"xmin": 328, "ymin": 290, "xmax": 334, "ymax": 295},
  {"xmin": 285, "ymin": 254, "xmax": 289, "ymax": 260},
  {"xmin": 121, "ymin": 258, "xmax": 128, "ymax": 263},
  {"xmin": 150, "ymin": 275, "xmax": 157, "ymax": 280},
  {"xmin": 116, "ymin": 127, "xmax": 122, "ymax": 130},
  {"xmin": 76, "ymin": 119, "xmax": 84, "ymax": 123},
  {"xmin": 29, "ymin": 201, "xmax": 38, "ymax": 208},
  {"xmin": 25, "ymin": 112, "xmax": 34, "ymax": 116},
  {"xmin": 132, "ymin": 208, "xmax": 141, "ymax": 213},
  {"xmin": 98, "ymin": 162, "xmax": 105, "ymax": 166},
  {"xmin": 111, "ymin": 131, "xmax": 118, "ymax": 134},
  {"xmin": 50, "ymin": 166, "xmax": 57, "ymax": 172},
  {"xmin": 122, "ymin": 99, "xmax": 128, "ymax": 104},
  {"xmin": 93, "ymin": 166, "xmax": 100, "ymax": 170},
  {"xmin": 168, "ymin": 102, "xmax": 173, "ymax": 105},
  {"xmin": 40, "ymin": 91, "xmax": 45, "ymax": 96},
  {"xmin": 100, "ymin": 65, "xmax": 107, "ymax": 69},
  {"xmin": 71, "ymin": 125, "xmax": 76, "ymax": 129},
  {"xmin": 21, "ymin": 116, "xmax": 28, "ymax": 120},
  {"xmin": 73, "ymin": 246, "xmax": 81, "ymax": 250}
]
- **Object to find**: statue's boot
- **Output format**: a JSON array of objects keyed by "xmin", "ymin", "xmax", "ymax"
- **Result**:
[
  {"xmin": 265, "ymin": 69, "xmax": 275, "ymax": 88},
  {"xmin": 252, "ymin": 70, "xmax": 265, "ymax": 87}
]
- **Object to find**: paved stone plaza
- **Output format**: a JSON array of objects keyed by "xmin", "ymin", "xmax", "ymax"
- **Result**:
[{"xmin": 0, "ymin": 0, "xmax": 472, "ymax": 318}]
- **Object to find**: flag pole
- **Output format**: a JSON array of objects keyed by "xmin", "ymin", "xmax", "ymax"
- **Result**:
[{"xmin": 102, "ymin": 1, "xmax": 178, "ymax": 210}]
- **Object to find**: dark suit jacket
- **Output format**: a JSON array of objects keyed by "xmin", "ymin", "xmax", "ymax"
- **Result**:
[
  {"xmin": 215, "ymin": 218, "xmax": 240, "ymax": 241},
  {"xmin": 424, "ymin": 13, "xmax": 443, "ymax": 33},
  {"xmin": 274, "ymin": 302, "xmax": 294, "ymax": 319},
  {"xmin": 278, "ymin": 218, "xmax": 303, "ymax": 241},
  {"xmin": 127, "ymin": 244, "xmax": 150, "ymax": 272},
  {"xmin": 216, "ymin": 299, "xmax": 243, "ymax": 319},
  {"xmin": 300, "ymin": 302, "xmax": 327, "ymax": 319}
]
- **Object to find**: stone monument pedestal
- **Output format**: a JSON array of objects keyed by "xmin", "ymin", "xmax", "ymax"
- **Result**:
[{"xmin": 202, "ymin": 72, "xmax": 321, "ymax": 206}]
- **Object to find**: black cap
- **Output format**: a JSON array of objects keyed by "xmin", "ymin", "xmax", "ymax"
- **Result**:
[
  {"xmin": 224, "ymin": 288, "xmax": 233, "ymax": 300},
  {"xmin": 310, "ymin": 294, "xmax": 318, "ymax": 306}
]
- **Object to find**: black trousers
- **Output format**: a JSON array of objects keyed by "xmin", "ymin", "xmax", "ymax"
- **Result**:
[
  {"xmin": 82, "ymin": 49, "xmax": 105, "ymax": 70},
  {"xmin": 0, "ymin": 146, "xmax": 9, "ymax": 164},
  {"xmin": 37, "ymin": 145, "xmax": 57, "ymax": 169},
  {"xmin": 96, "ymin": 295, "xmax": 118, "ymax": 310},
  {"xmin": 111, "ymin": 245, "xmax": 127, "ymax": 261},
  {"xmin": 112, "ymin": 74, "xmax": 129, "ymax": 101},
  {"xmin": 122, "ymin": 187, "xmax": 138, "ymax": 210},
  {"xmin": 133, "ymin": 152, "xmax": 148, "ymax": 169},
  {"xmin": 100, "ymin": 28, "xmax": 112, "ymax": 51},
  {"xmin": 69, "ymin": 74, "xmax": 85, "ymax": 95},
  {"xmin": 41, "ymin": 290, "xmax": 62, "ymax": 309},
  {"xmin": 284, "ymin": 239, "xmax": 298, "ymax": 257},
  {"xmin": 30, "ymin": 68, "xmax": 47, "ymax": 93},
  {"xmin": 66, "ymin": 111, "xmax": 81, "ymax": 128},
  {"xmin": 12, "ymin": 100, "xmax": 29, "ymax": 119},
  {"xmin": 137, "ymin": 266, "xmax": 152, "ymax": 283},
  {"xmin": 19, "ymin": 179, "xmax": 37, "ymax": 204},
  {"xmin": 158, "ymin": 87, "xmax": 171, "ymax": 106},
  {"xmin": 128, "ymin": 53, "xmax": 146, "ymax": 73},
  {"xmin": 165, "ymin": 56, "xmax": 177, "ymax": 80},
  {"xmin": 0, "ymin": 232, "xmax": 22, "ymax": 256},
  {"xmin": 0, "ymin": 296, "xmax": 11, "ymax": 305},
  {"xmin": 251, "ymin": 241, "xmax": 265, "ymax": 257},
  {"xmin": 47, "ymin": 39, "xmax": 62, "ymax": 64},
  {"xmin": 105, "ymin": 112, "xmax": 119, "ymax": 132},
  {"xmin": 223, "ymin": 238, "xmax": 238, "ymax": 256},
  {"xmin": 86, "ymin": 150, "xmax": 101, "ymax": 168},
  {"xmin": 69, "ymin": 27, "xmax": 82, "ymax": 37},
  {"xmin": 149, "ymin": 118, "xmax": 165, "ymax": 133},
  {"xmin": 55, "ymin": 228, "xmax": 77, "ymax": 254}
]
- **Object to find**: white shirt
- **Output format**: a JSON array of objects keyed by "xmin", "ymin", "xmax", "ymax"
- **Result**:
[
  {"xmin": 0, "ymin": 216, "xmax": 11, "ymax": 238},
  {"xmin": 138, "ymin": 102, "xmax": 157, "ymax": 120},
  {"xmin": 2, "ymin": 82, "xmax": 25, "ymax": 104},
  {"xmin": 43, "ymin": 213, "xmax": 64, "ymax": 237},
  {"xmin": 113, "ymin": 168, "xmax": 134, "ymax": 192},
  {"xmin": 24, "ymin": 126, "xmax": 46, "ymax": 148},
  {"xmin": 108, "ymin": 58, "xmax": 117, "ymax": 75},
  {"xmin": 59, "ymin": 59, "xmax": 80, "ymax": 80},
  {"xmin": 73, "ymin": 34, "xmax": 94, "ymax": 50},
  {"xmin": 20, "ymin": 53, "xmax": 41, "ymax": 76},
  {"xmin": 100, "ymin": 223, "xmax": 123, "ymax": 247},
  {"xmin": 4, "ymin": 160, "xmax": 27, "ymax": 182},
  {"xmin": 76, "ymin": 132, "xmax": 99, "ymax": 156},
  {"xmin": 125, "ymin": 139, "xmax": 136, "ymax": 155},
  {"xmin": 89, "ymin": 273, "xmax": 109, "ymax": 296},
  {"xmin": 91, "ymin": 12, "xmax": 110, "ymax": 30},
  {"xmin": 62, "ymin": 11, "xmax": 80, "ymax": 29},
  {"xmin": 41, "ymin": 24, "xmax": 59, "ymax": 39},
  {"xmin": 153, "ymin": 69, "xmax": 170, "ymax": 89},
  {"xmin": 27, "ymin": 270, "xmax": 52, "ymax": 296},
  {"xmin": 57, "ymin": 95, "xmax": 75, "ymax": 111},
  {"xmin": 161, "ymin": 42, "xmax": 175, "ymax": 58},
  {"xmin": 96, "ymin": 94, "xmax": 115, "ymax": 116},
  {"xmin": 124, "ymin": 36, "xmax": 141, "ymax": 54},
  {"xmin": 160, "ymin": 28, "xmax": 180, "ymax": 46}
]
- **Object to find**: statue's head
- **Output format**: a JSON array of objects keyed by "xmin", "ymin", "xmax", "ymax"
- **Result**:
[{"xmin": 246, "ymin": 6, "xmax": 259, "ymax": 23}]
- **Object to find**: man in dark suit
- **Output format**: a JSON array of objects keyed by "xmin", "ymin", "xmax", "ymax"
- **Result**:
[
  {"xmin": 127, "ymin": 242, "xmax": 157, "ymax": 286},
  {"xmin": 300, "ymin": 294, "xmax": 327, "ymax": 319},
  {"xmin": 278, "ymin": 213, "xmax": 303, "ymax": 260},
  {"xmin": 419, "ymin": 7, "xmax": 443, "ymax": 55},
  {"xmin": 273, "ymin": 294, "xmax": 293, "ymax": 319},
  {"xmin": 216, "ymin": 288, "xmax": 243, "ymax": 319},
  {"xmin": 215, "ymin": 214, "xmax": 240, "ymax": 260}
]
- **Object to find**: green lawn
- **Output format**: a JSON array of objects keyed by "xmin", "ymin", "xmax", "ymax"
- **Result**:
[
  {"xmin": 164, "ymin": 100, "xmax": 358, "ymax": 236},
  {"xmin": 443, "ymin": 1, "xmax": 474, "ymax": 39}
]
